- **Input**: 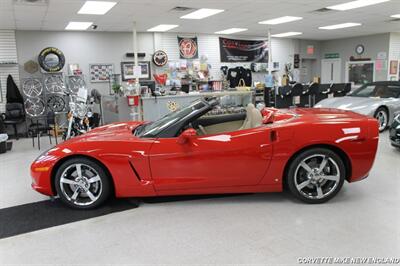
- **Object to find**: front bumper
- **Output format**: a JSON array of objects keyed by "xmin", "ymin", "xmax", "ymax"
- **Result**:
[
  {"xmin": 31, "ymin": 159, "xmax": 55, "ymax": 196},
  {"xmin": 389, "ymin": 121, "xmax": 400, "ymax": 148}
]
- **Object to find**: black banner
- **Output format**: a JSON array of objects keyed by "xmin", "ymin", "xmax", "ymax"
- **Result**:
[
  {"xmin": 219, "ymin": 37, "xmax": 268, "ymax": 62},
  {"xmin": 178, "ymin": 36, "xmax": 198, "ymax": 59}
]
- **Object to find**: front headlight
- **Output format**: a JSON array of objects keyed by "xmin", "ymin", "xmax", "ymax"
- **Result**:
[
  {"xmin": 395, "ymin": 114, "xmax": 400, "ymax": 123},
  {"xmin": 34, "ymin": 147, "xmax": 58, "ymax": 161}
]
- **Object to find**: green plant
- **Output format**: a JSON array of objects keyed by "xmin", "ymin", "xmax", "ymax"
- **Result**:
[{"xmin": 112, "ymin": 84, "xmax": 122, "ymax": 94}]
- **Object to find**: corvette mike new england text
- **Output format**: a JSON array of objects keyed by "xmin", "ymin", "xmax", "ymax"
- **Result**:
[{"xmin": 297, "ymin": 257, "xmax": 400, "ymax": 264}]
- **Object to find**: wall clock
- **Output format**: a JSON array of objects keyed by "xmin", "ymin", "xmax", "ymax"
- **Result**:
[{"xmin": 355, "ymin": 44, "xmax": 365, "ymax": 55}]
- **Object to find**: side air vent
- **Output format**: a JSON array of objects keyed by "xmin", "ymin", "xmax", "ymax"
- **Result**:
[{"xmin": 170, "ymin": 6, "xmax": 195, "ymax": 12}]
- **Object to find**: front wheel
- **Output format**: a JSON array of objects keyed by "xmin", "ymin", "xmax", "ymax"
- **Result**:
[
  {"xmin": 287, "ymin": 148, "xmax": 345, "ymax": 204},
  {"xmin": 55, "ymin": 158, "xmax": 111, "ymax": 209},
  {"xmin": 374, "ymin": 107, "xmax": 388, "ymax": 132}
]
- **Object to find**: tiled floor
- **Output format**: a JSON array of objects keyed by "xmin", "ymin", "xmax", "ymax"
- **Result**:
[{"xmin": 0, "ymin": 133, "xmax": 399, "ymax": 265}]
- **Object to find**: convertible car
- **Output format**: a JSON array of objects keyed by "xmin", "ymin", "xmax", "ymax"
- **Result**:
[
  {"xmin": 31, "ymin": 97, "xmax": 379, "ymax": 209},
  {"xmin": 315, "ymin": 81, "xmax": 400, "ymax": 132}
]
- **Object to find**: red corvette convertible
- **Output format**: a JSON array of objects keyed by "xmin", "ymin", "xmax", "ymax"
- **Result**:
[{"xmin": 31, "ymin": 97, "xmax": 379, "ymax": 209}]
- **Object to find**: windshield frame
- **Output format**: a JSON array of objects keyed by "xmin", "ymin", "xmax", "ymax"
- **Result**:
[
  {"xmin": 135, "ymin": 98, "xmax": 211, "ymax": 138},
  {"xmin": 349, "ymin": 83, "xmax": 400, "ymax": 98}
]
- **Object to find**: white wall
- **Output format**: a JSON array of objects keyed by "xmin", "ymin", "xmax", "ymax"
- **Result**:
[
  {"xmin": 320, "ymin": 33, "xmax": 391, "ymax": 82},
  {"xmin": 15, "ymin": 30, "xmax": 321, "ymax": 94},
  {"xmin": 16, "ymin": 30, "xmax": 155, "ymax": 95}
]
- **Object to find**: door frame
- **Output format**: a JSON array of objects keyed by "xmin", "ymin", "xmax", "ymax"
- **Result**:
[{"xmin": 321, "ymin": 58, "xmax": 342, "ymax": 84}]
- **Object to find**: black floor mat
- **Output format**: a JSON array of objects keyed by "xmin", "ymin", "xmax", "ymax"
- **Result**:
[{"xmin": 0, "ymin": 198, "xmax": 138, "ymax": 239}]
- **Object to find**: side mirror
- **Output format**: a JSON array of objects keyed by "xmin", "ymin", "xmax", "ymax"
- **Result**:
[{"xmin": 177, "ymin": 128, "xmax": 197, "ymax": 144}]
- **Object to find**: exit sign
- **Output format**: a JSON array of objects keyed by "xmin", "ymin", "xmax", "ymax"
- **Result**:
[{"xmin": 325, "ymin": 53, "xmax": 340, "ymax": 59}]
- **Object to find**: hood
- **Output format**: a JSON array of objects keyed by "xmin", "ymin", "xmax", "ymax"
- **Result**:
[
  {"xmin": 315, "ymin": 96, "xmax": 382, "ymax": 115},
  {"xmin": 62, "ymin": 121, "xmax": 145, "ymax": 144}
]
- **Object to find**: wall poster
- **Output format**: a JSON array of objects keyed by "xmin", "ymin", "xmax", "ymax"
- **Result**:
[
  {"xmin": 178, "ymin": 37, "xmax": 198, "ymax": 59},
  {"xmin": 219, "ymin": 37, "xmax": 268, "ymax": 63},
  {"xmin": 89, "ymin": 64, "xmax": 114, "ymax": 83}
]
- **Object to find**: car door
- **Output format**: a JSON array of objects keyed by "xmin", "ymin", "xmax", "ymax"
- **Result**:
[{"xmin": 148, "ymin": 127, "xmax": 273, "ymax": 191}]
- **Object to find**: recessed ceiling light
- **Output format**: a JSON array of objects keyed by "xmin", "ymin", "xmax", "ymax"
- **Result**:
[
  {"xmin": 259, "ymin": 16, "xmax": 303, "ymax": 25},
  {"xmin": 271, "ymin": 32, "xmax": 302, "ymax": 37},
  {"xmin": 215, "ymin": 28, "xmax": 248, "ymax": 34},
  {"xmin": 181, "ymin": 8, "xmax": 224, "ymax": 19},
  {"xmin": 78, "ymin": 1, "xmax": 117, "ymax": 15},
  {"xmin": 65, "ymin": 22, "xmax": 93, "ymax": 30},
  {"xmin": 147, "ymin": 24, "xmax": 179, "ymax": 32},
  {"xmin": 327, "ymin": 0, "xmax": 390, "ymax": 11},
  {"xmin": 319, "ymin": 23, "xmax": 361, "ymax": 30},
  {"xmin": 390, "ymin": 14, "xmax": 400, "ymax": 18}
]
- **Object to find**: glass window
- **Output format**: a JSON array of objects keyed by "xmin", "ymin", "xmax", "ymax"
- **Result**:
[
  {"xmin": 135, "ymin": 100, "xmax": 206, "ymax": 138},
  {"xmin": 350, "ymin": 84, "xmax": 400, "ymax": 98},
  {"xmin": 351, "ymin": 85, "xmax": 375, "ymax": 97}
]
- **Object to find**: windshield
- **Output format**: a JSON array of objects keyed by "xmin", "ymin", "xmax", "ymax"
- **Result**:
[
  {"xmin": 135, "ymin": 99, "xmax": 207, "ymax": 138},
  {"xmin": 350, "ymin": 84, "xmax": 400, "ymax": 98}
]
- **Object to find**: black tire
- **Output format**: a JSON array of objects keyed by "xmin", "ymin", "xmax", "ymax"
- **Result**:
[
  {"xmin": 287, "ymin": 148, "xmax": 345, "ymax": 204},
  {"xmin": 374, "ymin": 107, "xmax": 389, "ymax": 132},
  {"xmin": 38, "ymin": 47, "xmax": 65, "ymax": 72},
  {"xmin": 54, "ymin": 157, "xmax": 111, "ymax": 209}
]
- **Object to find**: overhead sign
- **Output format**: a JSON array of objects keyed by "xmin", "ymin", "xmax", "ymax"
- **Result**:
[
  {"xmin": 324, "ymin": 53, "xmax": 340, "ymax": 59},
  {"xmin": 219, "ymin": 37, "xmax": 268, "ymax": 63},
  {"xmin": 178, "ymin": 37, "xmax": 198, "ymax": 59}
]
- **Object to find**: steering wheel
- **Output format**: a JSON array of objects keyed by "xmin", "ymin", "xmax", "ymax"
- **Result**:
[{"xmin": 198, "ymin": 125, "xmax": 207, "ymax": 135}]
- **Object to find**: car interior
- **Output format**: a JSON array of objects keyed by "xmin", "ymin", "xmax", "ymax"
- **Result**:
[{"xmin": 191, "ymin": 103, "xmax": 263, "ymax": 136}]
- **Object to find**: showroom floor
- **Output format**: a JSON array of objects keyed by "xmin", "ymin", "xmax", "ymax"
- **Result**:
[{"xmin": 0, "ymin": 133, "xmax": 399, "ymax": 265}]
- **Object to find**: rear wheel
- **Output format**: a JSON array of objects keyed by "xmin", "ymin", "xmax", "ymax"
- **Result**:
[
  {"xmin": 374, "ymin": 107, "xmax": 388, "ymax": 132},
  {"xmin": 55, "ymin": 158, "xmax": 111, "ymax": 209},
  {"xmin": 287, "ymin": 148, "xmax": 345, "ymax": 204}
]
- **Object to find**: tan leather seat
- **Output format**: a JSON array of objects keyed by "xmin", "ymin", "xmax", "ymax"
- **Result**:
[{"xmin": 240, "ymin": 103, "xmax": 263, "ymax": 130}]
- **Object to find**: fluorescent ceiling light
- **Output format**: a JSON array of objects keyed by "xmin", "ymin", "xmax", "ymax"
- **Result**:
[
  {"xmin": 271, "ymin": 32, "xmax": 302, "ymax": 37},
  {"xmin": 319, "ymin": 23, "xmax": 361, "ymax": 30},
  {"xmin": 215, "ymin": 28, "xmax": 248, "ymax": 34},
  {"xmin": 65, "ymin": 22, "xmax": 93, "ymax": 30},
  {"xmin": 327, "ymin": 0, "xmax": 390, "ymax": 11},
  {"xmin": 390, "ymin": 14, "xmax": 400, "ymax": 18},
  {"xmin": 181, "ymin": 8, "xmax": 224, "ymax": 19},
  {"xmin": 147, "ymin": 24, "xmax": 179, "ymax": 32},
  {"xmin": 78, "ymin": 1, "xmax": 117, "ymax": 15},
  {"xmin": 259, "ymin": 16, "xmax": 303, "ymax": 25}
]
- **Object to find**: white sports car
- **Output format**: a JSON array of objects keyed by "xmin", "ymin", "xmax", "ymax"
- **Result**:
[{"xmin": 315, "ymin": 81, "xmax": 400, "ymax": 132}]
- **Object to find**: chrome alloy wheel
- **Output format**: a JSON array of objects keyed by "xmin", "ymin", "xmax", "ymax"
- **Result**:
[
  {"xmin": 294, "ymin": 154, "xmax": 340, "ymax": 200},
  {"xmin": 375, "ymin": 110, "xmax": 388, "ymax": 132},
  {"xmin": 59, "ymin": 163, "xmax": 102, "ymax": 206}
]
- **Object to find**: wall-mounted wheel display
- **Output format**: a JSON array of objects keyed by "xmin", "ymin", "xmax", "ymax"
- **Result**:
[
  {"xmin": 44, "ymin": 74, "xmax": 65, "ymax": 94},
  {"xmin": 38, "ymin": 47, "xmax": 65, "ymax": 72},
  {"xmin": 22, "ymin": 78, "xmax": 43, "ymax": 98},
  {"xmin": 47, "ymin": 95, "xmax": 66, "ymax": 113},
  {"xmin": 67, "ymin": 75, "xmax": 85, "ymax": 94},
  {"xmin": 24, "ymin": 98, "xmax": 46, "ymax": 117}
]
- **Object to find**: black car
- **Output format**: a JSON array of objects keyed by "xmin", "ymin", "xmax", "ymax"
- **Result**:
[{"xmin": 389, "ymin": 113, "xmax": 400, "ymax": 148}]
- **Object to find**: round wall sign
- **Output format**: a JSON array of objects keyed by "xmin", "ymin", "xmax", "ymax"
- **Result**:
[
  {"xmin": 38, "ymin": 47, "xmax": 65, "ymax": 72},
  {"xmin": 153, "ymin": 50, "xmax": 168, "ymax": 67},
  {"xmin": 355, "ymin": 44, "xmax": 365, "ymax": 55}
]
